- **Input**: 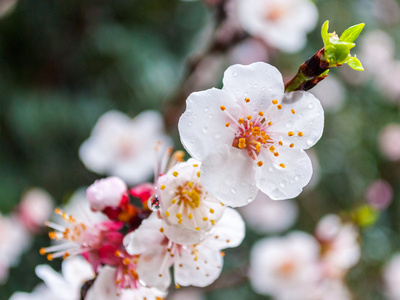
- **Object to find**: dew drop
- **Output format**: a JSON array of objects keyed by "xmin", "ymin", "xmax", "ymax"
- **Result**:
[
  {"xmin": 294, "ymin": 176, "xmax": 300, "ymax": 181},
  {"xmin": 308, "ymin": 103, "xmax": 314, "ymax": 109},
  {"xmin": 232, "ymin": 71, "xmax": 238, "ymax": 77},
  {"xmin": 231, "ymin": 188, "xmax": 237, "ymax": 194},
  {"xmin": 306, "ymin": 139, "xmax": 313, "ymax": 146},
  {"xmin": 188, "ymin": 122, "xmax": 192, "ymax": 126},
  {"xmin": 269, "ymin": 167, "xmax": 274, "ymax": 172},
  {"xmin": 148, "ymin": 194, "xmax": 160, "ymax": 211},
  {"xmin": 202, "ymin": 127, "xmax": 208, "ymax": 134},
  {"xmin": 285, "ymin": 120, "xmax": 293, "ymax": 128},
  {"xmin": 214, "ymin": 133, "xmax": 222, "ymax": 140},
  {"xmin": 204, "ymin": 107, "xmax": 209, "ymax": 112}
]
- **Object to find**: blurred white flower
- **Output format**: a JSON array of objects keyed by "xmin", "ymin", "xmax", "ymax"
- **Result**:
[
  {"xmin": 315, "ymin": 214, "xmax": 360, "ymax": 277},
  {"xmin": 0, "ymin": 213, "xmax": 31, "ymax": 284},
  {"xmin": 86, "ymin": 177, "xmax": 127, "ymax": 212},
  {"xmin": 79, "ymin": 110, "xmax": 172, "ymax": 185},
  {"xmin": 239, "ymin": 191, "xmax": 298, "ymax": 234},
  {"xmin": 379, "ymin": 124, "xmax": 400, "ymax": 161},
  {"xmin": 309, "ymin": 278, "xmax": 352, "ymax": 300},
  {"xmin": 310, "ymin": 75, "xmax": 346, "ymax": 113},
  {"xmin": 373, "ymin": 0, "xmax": 400, "ymax": 25},
  {"xmin": 236, "ymin": 0, "xmax": 318, "ymax": 53},
  {"xmin": 249, "ymin": 231, "xmax": 321, "ymax": 299},
  {"xmin": 377, "ymin": 60, "xmax": 400, "ymax": 102},
  {"xmin": 158, "ymin": 158, "xmax": 225, "ymax": 245},
  {"xmin": 9, "ymin": 256, "xmax": 95, "ymax": 300},
  {"xmin": 366, "ymin": 179, "xmax": 393, "ymax": 210},
  {"xmin": 178, "ymin": 62, "xmax": 324, "ymax": 206},
  {"xmin": 124, "ymin": 208, "xmax": 245, "ymax": 291},
  {"xmin": 383, "ymin": 253, "xmax": 400, "ymax": 300},
  {"xmin": 85, "ymin": 266, "xmax": 119, "ymax": 300},
  {"xmin": 0, "ymin": 0, "xmax": 17, "ymax": 18},
  {"xmin": 18, "ymin": 188, "xmax": 54, "ymax": 233},
  {"xmin": 229, "ymin": 38, "xmax": 269, "ymax": 65}
]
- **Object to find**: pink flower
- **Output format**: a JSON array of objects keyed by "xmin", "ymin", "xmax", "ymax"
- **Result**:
[
  {"xmin": 366, "ymin": 179, "xmax": 393, "ymax": 210},
  {"xmin": 178, "ymin": 62, "xmax": 324, "ymax": 206},
  {"xmin": 379, "ymin": 124, "xmax": 400, "ymax": 161}
]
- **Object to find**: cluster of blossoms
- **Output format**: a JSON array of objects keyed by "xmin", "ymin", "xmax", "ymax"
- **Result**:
[
  {"xmin": 10, "ymin": 61, "xmax": 327, "ymax": 299},
  {"xmin": 249, "ymin": 214, "xmax": 361, "ymax": 299}
]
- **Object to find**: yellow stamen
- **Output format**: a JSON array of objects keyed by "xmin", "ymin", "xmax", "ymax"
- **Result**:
[
  {"xmin": 270, "ymin": 146, "xmax": 275, "ymax": 152},
  {"xmin": 290, "ymin": 143, "xmax": 294, "ymax": 148},
  {"xmin": 188, "ymin": 182, "xmax": 193, "ymax": 188},
  {"xmin": 195, "ymin": 227, "xmax": 200, "ymax": 231},
  {"xmin": 172, "ymin": 199, "xmax": 177, "ymax": 204},
  {"xmin": 173, "ymin": 171, "xmax": 179, "ymax": 177},
  {"xmin": 274, "ymin": 152, "xmax": 279, "ymax": 157},
  {"xmin": 277, "ymin": 104, "xmax": 282, "ymax": 110},
  {"xmin": 257, "ymin": 161, "xmax": 263, "ymax": 167},
  {"xmin": 247, "ymin": 115, "xmax": 251, "ymax": 120},
  {"xmin": 188, "ymin": 213, "xmax": 193, "ymax": 219},
  {"xmin": 203, "ymin": 217, "xmax": 208, "ymax": 221},
  {"xmin": 159, "ymin": 227, "xmax": 164, "ymax": 233},
  {"xmin": 238, "ymin": 118, "xmax": 244, "ymax": 124},
  {"xmin": 47, "ymin": 254, "xmax": 53, "ymax": 261},
  {"xmin": 298, "ymin": 131, "xmax": 303, "ymax": 137},
  {"xmin": 160, "ymin": 185, "xmax": 165, "ymax": 190},
  {"xmin": 245, "ymin": 98, "xmax": 250, "ymax": 103},
  {"xmin": 279, "ymin": 141, "xmax": 283, "ymax": 146},
  {"xmin": 220, "ymin": 106, "xmax": 226, "ymax": 111},
  {"xmin": 225, "ymin": 122, "xmax": 230, "ymax": 127},
  {"xmin": 210, "ymin": 220, "xmax": 215, "ymax": 225},
  {"xmin": 259, "ymin": 111, "xmax": 264, "ymax": 116},
  {"xmin": 176, "ymin": 213, "xmax": 182, "ymax": 219},
  {"xmin": 165, "ymin": 211, "xmax": 170, "ymax": 217},
  {"xmin": 39, "ymin": 248, "xmax": 46, "ymax": 255},
  {"xmin": 210, "ymin": 208, "xmax": 214, "ymax": 213},
  {"xmin": 268, "ymin": 121, "xmax": 272, "ymax": 126},
  {"xmin": 291, "ymin": 109, "xmax": 295, "ymax": 114},
  {"xmin": 255, "ymin": 142, "xmax": 261, "ymax": 152},
  {"xmin": 197, "ymin": 171, "xmax": 201, "ymax": 178},
  {"xmin": 193, "ymin": 164, "xmax": 199, "ymax": 167},
  {"xmin": 288, "ymin": 132, "xmax": 294, "ymax": 136},
  {"xmin": 178, "ymin": 219, "xmax": 183, "ymax": 224},
  {"xmin": 279, "ymin": 163, "xmax": 286, "ymax": 168},
  {"xmin": 272, "ymin": 99, "xmax": 278, "ymax": 105}
]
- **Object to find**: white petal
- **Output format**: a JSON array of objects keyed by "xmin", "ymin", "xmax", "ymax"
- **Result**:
[
  {"xmin": 86, "ymin": 266, "xmax": 119, "ymax": 300},
  {"xmin": 61, "ymin": 257, "xmax": 95, "ymax": 289},
  {"xmin": 35, "ymin": 265, "xmax": 71, "ymax": 296},
  {"xmin": 222, "ymin": 62, "xmax": 284, "ymax": 116},
  {"xmin": 202, "ymin": 207, "xmax": 245, "ymax": 250},
  {"xmin": 201, "ymin": 146, "xmax": 259, "ymax": 207},
  {"xmin": 163, "ymin": 223, "xmax": 208, "ymax": 246},
  {"xmin": 137, "ymin": 248, "xmax": 172, "ymax": 291},
  {"xmin": 178, "ymin": 88, "xmax": 241, "ymax": 161},
  {"xmin": 123, "ymin": 213, "xmax": 165, "ymax": 255},
  {"xmin": 174, "ymin": 245, "xmax": 223, "ymax": 287},
  {"xmin": 268, "ymin": 91, "xmax": 324, "ymax": 150},
  {"xmin": 256, "ymin": 148, "xmax": 312, "ymax": 200}
]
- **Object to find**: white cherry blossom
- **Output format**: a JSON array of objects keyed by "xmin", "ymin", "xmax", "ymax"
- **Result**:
[
  {"xmin": 0, "ymin": 213, "xmax": 31, "ymax": 284},
  {"xmin": 157, "ymin": 158, "xmax": 225, "ymax": 244},
  {"xmin": 249, "ymin": 231, "xmax": 321, "ymax": 299},
  {"xmin": 123, "ymin": 208, "xmax": 245, "ymax": 291},
  {"xmin": 178, "ymin": 62, "xmax": 324, "ymax": 206},
  {"xmin": 315, "ymin": 214, "xmax": 360, "ymax": 277},
  {"xmin": 79, "ymin": 110, "xmax": 172, "ymax": 185},
  {"xmin": 86, "ymin": 177, "xmax": 127, "ymax": 211},
  {"xmin": 383, "ymin": 253, "xmax": 400, "ymax": 300},
  {"xmin": 9, "ymin": 256, "xmax": 95, "ymax": 300},
  {"xmin": 236, "ymin": 0, "xmax": 318, "ymax": 53}
]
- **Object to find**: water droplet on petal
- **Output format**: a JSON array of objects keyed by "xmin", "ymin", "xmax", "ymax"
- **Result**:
[
  {"xmin": 214, "ymin": 133, "xmax": 222, "ymax": 140},
  {"xmin": 232, "ymin": 72, "xmax": 238, "ymax": 77},
  {"xmin": 294, "ymin": 176, "xmax": 300, "ymax": 181},
  {"xmin": 202, "ymin": 127, "xmax": 208, "ymax": 134},
  {"xmin": 204, "ymin": 107, "xmax": 209, "ymax": 112},
  {"xmin": 269, "ymin": 167, "xmax": 274, "ymax": 172},
  {"xmin": 188, "ymin": 122, "xmax": 192, "ymax": 126},
  {"xmin": 148, "ymin": 194, "xmax": 160, "ymax": 211},
  {"xmin": 285, "ymin": 120, "xmax": 293, "ymax": 128},
  {"xmin": 308, "ymin": 103, "xmax": 314, "ymax": 109},
  {"xmin": 231, "ymin": 188, "xmax": 237, "ymax": 194},
  {"xmin": 306, "ymin": 139, "xmax": 313, "ymax": 146}
]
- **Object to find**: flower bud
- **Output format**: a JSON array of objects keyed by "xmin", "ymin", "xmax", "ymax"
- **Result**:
[{"xmin": 86, "ymin": 177, "xmax": 127, "ymax": 211}]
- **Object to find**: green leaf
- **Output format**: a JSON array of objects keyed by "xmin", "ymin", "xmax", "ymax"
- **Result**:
[
  {"xmin": 347, "ymin": 56, "xmax": 364, "ymax": 71},
  {"xmin": 340, "ymin": 23, "xmax": 365, "ymax": 43},
  {"xmin": 321, "ymin": 20, "xmax": 329, "ymax": 45}
]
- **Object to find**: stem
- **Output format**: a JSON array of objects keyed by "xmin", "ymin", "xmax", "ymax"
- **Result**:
[{"xmin": 284, "ymin": 48, "xmax": 329, "ymax": 93}]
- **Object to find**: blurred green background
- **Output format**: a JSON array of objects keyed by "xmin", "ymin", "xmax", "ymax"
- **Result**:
[{"xmin": 1, "ymin": 0, "xmax": 400, "ymax": 299}]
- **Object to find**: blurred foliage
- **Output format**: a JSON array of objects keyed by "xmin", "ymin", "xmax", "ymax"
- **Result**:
[{"xmin": 1, "ymin": 0, "xmax": 400, "ymax": 299}]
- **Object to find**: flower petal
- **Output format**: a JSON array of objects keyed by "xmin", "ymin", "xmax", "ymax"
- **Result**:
[
  {"xmin": 137, "ymin": 248, "xmax": 172, "ymax": 291},
  {"xmin": 222, "ymin": 62, "xmax": 284, "ymax": 116},
  {"xmin": 178, "ymin": 88, "xmax": 241, "ymax": 161},
  {"xmin": 86, "ymin": 266, "xmax": 119, "ymax": 300},
  {"xmin": 269, "ymin": 91, "xmax": 324, "ymax": 150},
  {"xmin": 256, "ymin": 148, "xmax": 312, "ymax": 200},
  {"xmin": 123, "ymin": 213, "xmax": 165, "ymax": 255},
  {"xmin": 202, "ymin": 207, "xmax": 245, "ymax": 250},
  {"xmin": 174, "ymin": 245, "xmax": 223, "ymax": 287},
  {"xmin": 201, "ymin": 146, "xmax": 259, "ymax": 207}
]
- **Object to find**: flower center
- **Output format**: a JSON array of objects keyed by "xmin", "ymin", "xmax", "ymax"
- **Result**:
[
  {"xmin": 264, "ymin": 4, "xmax": 288, "ymax": 21},
  {"xmin": 220, "ymin": 98, "xmax": 302, "ymax": 168}
]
